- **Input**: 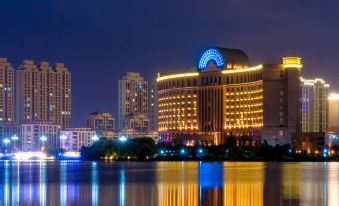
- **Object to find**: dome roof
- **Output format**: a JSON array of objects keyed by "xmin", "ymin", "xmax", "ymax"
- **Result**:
[{"xmin": 197, "ymin": 47, "xmax": 250, "ymax": 71}]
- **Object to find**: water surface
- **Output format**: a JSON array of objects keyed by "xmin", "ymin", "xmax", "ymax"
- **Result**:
[{"xmin": 0, "ymin": 161, "xmax": 338, "ymax": 205}]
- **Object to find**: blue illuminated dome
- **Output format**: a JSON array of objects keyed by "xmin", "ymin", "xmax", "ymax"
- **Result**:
[
  {"xmin": 198, "ymin": 49, "xmax": 225, "ymax": 70},
  {"xmin": 197, "ymin": 47, "xmax": 250, "ymax": 71}
]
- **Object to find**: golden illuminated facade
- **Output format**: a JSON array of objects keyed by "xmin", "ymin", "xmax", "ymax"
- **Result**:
[{"xmin": 155, "ymin": 48, "xmax": 302, "ymax": 145}]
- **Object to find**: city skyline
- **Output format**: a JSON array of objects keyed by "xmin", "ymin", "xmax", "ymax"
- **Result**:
[{"xmin": 1, "ymin": 1, "xmax": 339, "ymax": 126}]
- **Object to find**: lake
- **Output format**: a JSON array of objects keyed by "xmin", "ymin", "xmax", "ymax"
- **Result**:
[{"xmin": 0, "ymin": 161, "xmax": 337, "ymax": 205}]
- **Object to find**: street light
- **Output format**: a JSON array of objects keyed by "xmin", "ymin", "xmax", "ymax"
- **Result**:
[
  {"xmin": 119, "ymin": 136, "xmax": 127, "ymax": 142},
  {"xmin": 11, "ymin": 135, "xmax": 19, "ymax": 150},
  {"xmin": 40, "ymin": 136, "xmax": 47, "ymax": 151},
  {"xmin": 91, "ymin": 135, "xmax": 99, "ymax": 141},
  {"xmin": 3, "ymin": 138, "xmax": 10, "ymax": 146}
]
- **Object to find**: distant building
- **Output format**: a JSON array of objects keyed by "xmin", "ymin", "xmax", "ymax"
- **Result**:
[
  {"xmin": 87, "ymin": 111, "xmax": 115, "ymax": 139},
  {"xmin": 328, "ymin": 93, "xmax": 339, "ymax": 128},
  {"xmin": 21, "ymin": 122, "xmax": 60, "ymax": 151},
  {"xmin": 123, "ymin": 114, "xmax": 149, "ymax": 133},
  {"xmin": 150, "ymin": 81, "xmax": 157, "ymax": 131},
  {"xmin": 16, "ymin": 61, "xmax": 71, "ymax": 129},
  {"xmin": 118, "ymin": 128, "xmax": 158, "ymax": 141},
  {"xmin": 118, "ymin": 72, "xmax": 149, "ymax": 132},
  {"xmin": 60, "ymin": 128, "xmax": 96, "ymax": 151},
  {"xmin": 155, "ymin": 47, "xmax": 302, "ymax": 145},
  {"xmin": 300, "ymin": 78, "xmax": 329, "ymax": 132},
  {"xmin": 0, "ymin": 58, "xmax": 14, "ymax": 123}
]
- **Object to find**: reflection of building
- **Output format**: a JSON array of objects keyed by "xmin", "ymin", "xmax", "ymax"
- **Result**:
[
  {"xmin": 87, "ymin": 111, "xmax": 115, "ymax": 139},
  {"xmin": 157, "ymin": 162, "xmax": 199, "ymax": 206},
  {"xmin": 224, "ymin": 162, "xmax": 264, "ymax": 206},
  {"xmin": 21, "ymin": 122, "xmax": 60, "ymax": 151},
  {"xmin": 118, "ymin": 72, "xmax": 149, "ymax": 132},
  {"xmin": 155, "ymin": 48, "xmax": 302, "ymax": 145},
  {"xmin": 328, "ymin": 93, "xmax": 339, "ymax": 128},
  {"xmin": 281, "ymin": 163, "xmax": 301, "ymax": 205},
  {"xmin": 300, "ymin": 78, "xmax": 329, "ymax": 132},
  {"xmin": 0, "ymin": 58, "xmax": 14, "ymax": 123},
  {"xmin": 16, "ymin": 61, "xmax": 71, "ymax": 129},
  {"xmin": 60, "ymin": 128, "xmax": 96, "ymax": 151}
]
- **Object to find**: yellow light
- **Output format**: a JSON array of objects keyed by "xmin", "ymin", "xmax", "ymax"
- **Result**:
[
  {"xmin": 156, "ymin": 72, "xmax": 199, "ymax": 82},
  {"xmin": 221, "ymin": 64, "xmax": 263, "ymax": 74},
  {"xmin": 282, "ymin": 64, "xmax": 303, "ymax": 69},
  {"xmin": 282, "ymin": 56, "xmax": 301, "ymax": 65}
]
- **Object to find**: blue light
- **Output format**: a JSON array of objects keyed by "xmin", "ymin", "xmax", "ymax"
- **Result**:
[
  {"xmin": 181, "ymin": 149, "xmax": 185, "ymax": 154},
  {"xmin": 160, "ymin": 150, "xmax": 165, "ymax": 155},
  {"xmin": 288, "ymin": 149, "xmax": 292, "ymax": 153},
  {"xmin": 199, "ymin": 149, "xmax": 203, "ymax": 153},
  {"xmin": 198, "ymin": 48, "xmax": 224, "ymax": 70}
]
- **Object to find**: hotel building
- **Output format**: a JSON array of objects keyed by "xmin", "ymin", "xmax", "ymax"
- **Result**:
[
  {"xmin": 87, "ymin": 111, "xmax": 115, "ymax": 139},
  {"xmin": 155, "ymin": 48, "xmax": 302, "ymax": 145},
  {"xmin": 118, "ymin": 72, "xmax": 149, "ymax": 132},
  {"xmin": 16, "ymin": 60, "xmax": 71, "ymax": 129},
  {"xmin": 60, "ymin": 128, "xmax": 96, "ymax": 151},
  {"xmin": 300, "ymin": 78, "xmax": 329, "ymax": 132}
]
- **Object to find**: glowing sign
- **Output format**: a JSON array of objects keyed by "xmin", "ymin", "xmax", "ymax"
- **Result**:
[{"xmin": 198, "ymin": 48, "xmax": 224, "ymax": 70}]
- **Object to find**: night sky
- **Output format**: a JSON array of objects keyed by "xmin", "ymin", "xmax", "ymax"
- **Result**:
[{"xmin": 1, "ymin": 0, "xmax": 339, "ymax": 127}]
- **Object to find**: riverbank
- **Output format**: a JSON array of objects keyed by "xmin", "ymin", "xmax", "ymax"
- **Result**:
[{"xmin": 79, "ymin": 137, "xmax": 338, "ymax": 162}]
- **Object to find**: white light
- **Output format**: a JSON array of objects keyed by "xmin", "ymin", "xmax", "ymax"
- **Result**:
[
  {"xmin": 14, "ymin": 152, "xmax": 47, "ymax": 160},
  {"xmin": 60, "ymin": 135, "xmax": 67, "ymax": 140},
  {"xmin": 119, "ymin": 136, "xmax": 127, "ymax": 142},
  {"xmin": 3, "ymin": 138, "xmax": 10, "ymax": 144},
  {"xmin": 40, "ymin": 136, "xmax": 47, "ymax": 141},
  {"xmin": 11, "ymin": 135, "xmax": 18, "ymax": 140},
  {"xmin": 92, "ymin": 135, "xmax": 99, "ymax": 141}
]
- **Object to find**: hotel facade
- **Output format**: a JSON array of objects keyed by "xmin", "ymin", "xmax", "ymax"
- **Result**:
[{"xmin": 155, "ymin": 48, "xmax": 302, "ymax": 145}]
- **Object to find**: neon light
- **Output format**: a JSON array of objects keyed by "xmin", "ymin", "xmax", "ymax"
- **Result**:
[
  {"xmin": 156, "ymin": 73, "xmax": 199, "ymax": 82},
  {"xmin": 198, "ymin": 48, "xmax": 224, "ymax": 70},
  {"xmin": 221, "ymin": 64, "xmax": 263, "ymax": 74}
]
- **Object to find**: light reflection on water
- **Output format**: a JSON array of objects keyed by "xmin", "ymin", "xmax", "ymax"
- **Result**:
[{"xmin": 0, "ymin": 161, "xmax": 338, "ymax": 205}]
